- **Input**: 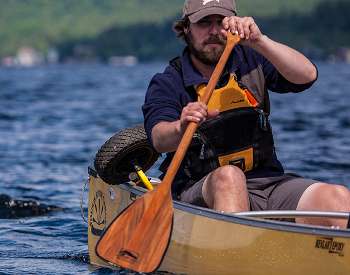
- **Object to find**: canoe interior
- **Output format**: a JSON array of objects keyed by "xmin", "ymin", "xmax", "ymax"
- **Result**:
[{"xmin": 87, "ymin": 170, "xmax": 350, "ymax": 275}]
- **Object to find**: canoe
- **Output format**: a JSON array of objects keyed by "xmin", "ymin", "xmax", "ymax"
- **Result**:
[{"xmin": 87, "ymin": 125, "xmax": 350, "ymax": 274}]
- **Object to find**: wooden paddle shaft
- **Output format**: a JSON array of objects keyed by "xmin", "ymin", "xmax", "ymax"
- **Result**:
[{"xmin": 160, "ymin": 33, "xmax": 240, "ymax": 191}]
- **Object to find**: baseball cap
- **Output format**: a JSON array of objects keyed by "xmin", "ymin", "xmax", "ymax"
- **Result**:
[{"xmin": 183, "ymin": 0, "xmax": 237, "ymax": 23}]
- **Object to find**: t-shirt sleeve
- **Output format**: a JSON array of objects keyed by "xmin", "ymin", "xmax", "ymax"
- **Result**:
[
  {"xmin": 261, "ymin": 54, "xmax": 318, "ymax": 93},
  {"xmin": 142, "ymin": 72, "xmax": 184, "ymax": 143}
]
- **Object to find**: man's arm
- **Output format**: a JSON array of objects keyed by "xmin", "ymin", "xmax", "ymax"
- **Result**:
[
  {"xmin": 151, "ymin": 121, "xmax": 182, "ymax": 153},
  {"xmin": 152, "ymin": 102, "xmax": 219, "ymax": 153},
  {"xmin": 222, "ymin": 17, "xmax": 317, "ymax": 84},
  {"xmin": 249, "ymin": 35, "xmax": 317, "ymax": 84}
]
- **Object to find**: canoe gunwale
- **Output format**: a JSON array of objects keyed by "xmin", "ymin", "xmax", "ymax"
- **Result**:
[{"xmin": 235, "ymin": 210, "xmax": 350, "ymax": 219}]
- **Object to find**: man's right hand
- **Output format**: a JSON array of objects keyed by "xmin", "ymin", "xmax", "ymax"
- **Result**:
[
  {"xmin": 221, "ymin": 16, "xmax": 263, "ymax": 48},
  {"xmin": 178, "ymin": 102, "xmax": 219, "ymax": 133}
]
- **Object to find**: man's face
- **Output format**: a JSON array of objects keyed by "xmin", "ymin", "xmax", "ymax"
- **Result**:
[{"xmin": 185, "ymin": 15, "xmax": 226, "ymax": 65}]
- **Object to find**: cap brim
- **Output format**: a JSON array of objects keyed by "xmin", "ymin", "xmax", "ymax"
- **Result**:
[{"xmin": 188, "ymin": 7, "xmax": 235, "ymax": 23}]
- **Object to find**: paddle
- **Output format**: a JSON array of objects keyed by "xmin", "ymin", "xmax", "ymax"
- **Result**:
[{"xmin": 95, "ymin": 32, "xmax": 240, "ymax": 273}]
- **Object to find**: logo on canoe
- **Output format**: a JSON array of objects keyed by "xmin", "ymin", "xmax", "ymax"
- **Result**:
[
  {"xmin": 89, "ymin": 190, "xmax": 107, "ymax": 236},
  {"xmin": 315, "ymin": 237, "xmax": 345, "ymax": 256}
]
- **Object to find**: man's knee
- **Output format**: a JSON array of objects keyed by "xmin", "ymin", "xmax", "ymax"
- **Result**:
[
  {"xmin": 203, "ymin": 165, "xmax": 249, "ymax": 212},
  {"xmin": 207, "ymin": 165, "xmax": 246, "ymax": 192},
  {"xmin": 298, "ymin": 183, "xmax": 350, "ymax": 211},
  {"xmin": 297, "ymin": 183, "xmax": 350, "ymax": 228}
]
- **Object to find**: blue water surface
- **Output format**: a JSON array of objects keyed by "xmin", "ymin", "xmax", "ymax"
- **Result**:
[{"xmin": 0, "ymin": 62, "xmax": 349, "ymax": 274}]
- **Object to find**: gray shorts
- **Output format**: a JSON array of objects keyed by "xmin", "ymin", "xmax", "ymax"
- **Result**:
[{"xmin": 179, "ymin": 173, "xmax": 318, "ymax": 211}]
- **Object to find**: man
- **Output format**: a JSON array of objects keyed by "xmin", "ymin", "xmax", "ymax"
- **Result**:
[{"xmin": 142, "ymin": 0, "xmax": 350, "ymax": 228}]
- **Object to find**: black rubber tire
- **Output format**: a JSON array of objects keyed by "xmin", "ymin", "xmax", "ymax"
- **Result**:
[{"xmin": 94, "ymin": 125, "xmax": 159, "ymax": 185}]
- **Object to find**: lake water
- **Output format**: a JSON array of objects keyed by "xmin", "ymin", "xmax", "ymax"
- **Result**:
[{"xmin": 0, "ymin": 62, "xmax": 349, "ymax": 274}]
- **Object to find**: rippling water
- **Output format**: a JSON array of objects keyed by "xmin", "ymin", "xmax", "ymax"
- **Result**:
[{"xmin": 0, "ymin": 62, "xmax": 349, "ymax": 274}]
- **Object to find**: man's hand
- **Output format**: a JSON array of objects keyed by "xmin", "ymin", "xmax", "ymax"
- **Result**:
[
  {"xmin": 178, "ymin": 102, "xmax": 219, "ymax": 133},
  {"xmin": 152, "ymin": 102, "xmax": 219, "ymax": 153},
  {"xmin": 221, "ymin": 16, "xmax": 262, "ymax": 47}
]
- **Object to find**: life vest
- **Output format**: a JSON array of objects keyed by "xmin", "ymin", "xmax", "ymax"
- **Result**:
[{"xmin": 166, "ymin": 57, "xmax": 276, "ymax": 183}]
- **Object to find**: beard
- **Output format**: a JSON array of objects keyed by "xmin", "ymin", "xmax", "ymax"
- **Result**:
[{"xmin": 185, "ymin": 30, "xmax": 226, "ymax": 66}]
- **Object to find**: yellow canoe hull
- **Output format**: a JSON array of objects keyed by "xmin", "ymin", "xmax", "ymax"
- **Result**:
[{"xmin": 87, "ymin": 170, "xmax": 350, "ymax": 274}]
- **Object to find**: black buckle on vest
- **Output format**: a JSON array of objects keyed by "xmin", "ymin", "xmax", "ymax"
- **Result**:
[
  {"xmin": 347, "ymin": 215, "xmax": 350, "ymax": 229},
  {"xmin": 258, "ymin": 109, "xmax": 268, "ymax": 131},
  {"xmin": 229, "ymin": 158, "xmax": 246, "ymax": 171}
]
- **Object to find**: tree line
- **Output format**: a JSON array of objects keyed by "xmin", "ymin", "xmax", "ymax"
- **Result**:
[
  {"xmin": 39, "ymin": 1, "xmax": 350, "ymax": 62},
  {"xmin": 56, "ymin": 0, "xmax": 350, "ymax": 61}
]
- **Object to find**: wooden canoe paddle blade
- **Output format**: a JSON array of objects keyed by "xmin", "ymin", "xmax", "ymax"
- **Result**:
[
  {"xmin": 95, "ymin": 185, "xmax": 173, "ymax": 273},
  {"xmin": 95, "ymin": 32, "xmax": 240, "ymax": 273}
]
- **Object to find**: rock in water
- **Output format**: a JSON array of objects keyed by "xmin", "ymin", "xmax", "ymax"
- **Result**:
[{"xmin": 0, "ymin": 194, "xmax": 62, "ymax": 219}]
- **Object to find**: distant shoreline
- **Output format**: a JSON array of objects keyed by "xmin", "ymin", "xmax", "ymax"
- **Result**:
[{"xmin": 1, "ymin": 1, "xmax": 349, "ymax": 64}]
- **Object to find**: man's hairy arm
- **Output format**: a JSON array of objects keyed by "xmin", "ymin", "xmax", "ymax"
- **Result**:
[
  {"xmin": 250, "ymin": 35, "xmax": 317, "ymax": 84},
  {"xmin": 152, "ymin": 102, "xmax": 219, "ymax": 153},
  {"xmin": 151, "ymin": 121, "xmax": 183, "ymax": 153}
]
